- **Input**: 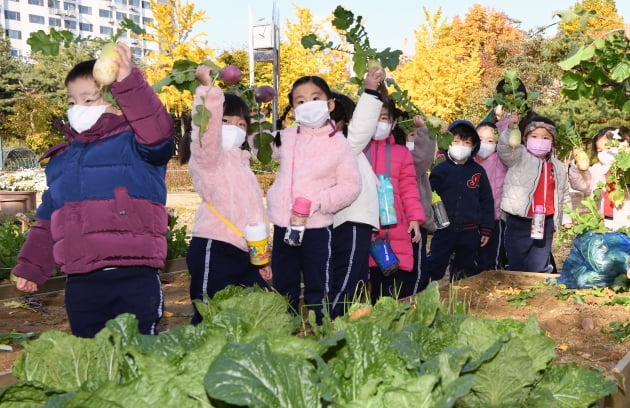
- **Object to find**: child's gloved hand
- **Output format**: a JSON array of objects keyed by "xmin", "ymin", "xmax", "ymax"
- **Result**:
[
  {"xmin": 113, "ymin": 42, "xmax": 133, "ymax": 82},
  {"xmin": 195, "ymin": 65, "xmax": 213, "ymax": 86},
  {"xmin": 364, "ymin": 66, "xmax": 385, "ymax": 91},
  {"xmin": 412, "ymin": 115, "xmax": 426, "ymax": 129}
]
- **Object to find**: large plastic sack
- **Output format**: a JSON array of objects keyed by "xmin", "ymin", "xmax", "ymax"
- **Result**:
[{"xmin": 556, "ymin": 232, "xmax": 630, "ymax": 289}]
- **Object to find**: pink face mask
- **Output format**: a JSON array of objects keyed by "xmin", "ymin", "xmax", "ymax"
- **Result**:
[{"xmin": 526, "ymin": 138, "xmax": 552, "ymax": 157}]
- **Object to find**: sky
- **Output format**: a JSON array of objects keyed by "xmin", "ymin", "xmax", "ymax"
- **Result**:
[{"xmin": 192, "ymin": 0, "xmax": 630, "ymax": 53}]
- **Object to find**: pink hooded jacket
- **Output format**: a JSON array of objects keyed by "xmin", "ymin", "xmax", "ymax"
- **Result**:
[
  {"xmin": 266, "ymin": 122, "xmax": 361, "ymax": 228},
  {"xmin": 366, "ymin": 136, "xmax": 425, "ymax": 271},
  {"xmin": 188, "ymin": 86, "xmax": 267, "ymax": 252}
]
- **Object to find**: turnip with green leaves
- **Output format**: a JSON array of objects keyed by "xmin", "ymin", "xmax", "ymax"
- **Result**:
[{"xmin": 93, "ymin": 43, "xmax": 120, "ymax": 88}]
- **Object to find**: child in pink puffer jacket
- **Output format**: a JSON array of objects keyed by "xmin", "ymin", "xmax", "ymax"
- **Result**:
[
  {"xmin": 182, "ymin": 65, "xmax": 271, "ymax": 324},
  {"xmin": 365, "ymin": 98, "xmax": 425, "ymax": 302}
]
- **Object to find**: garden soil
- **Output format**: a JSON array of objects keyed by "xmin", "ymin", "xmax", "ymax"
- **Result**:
[{"xmin": 1, "ymin": 192, "xmax": 629, "ymax": 386}]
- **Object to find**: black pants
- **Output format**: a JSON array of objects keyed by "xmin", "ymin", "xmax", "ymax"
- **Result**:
[
  {"xmin": 271, "ymin": 225, "xmax": 333, "ymax": 321},
  {"xmin": 426, "ymin": 227, "xmax": 481, "ymax": 282},
  {"xmin": 187, "ymin": 237, "xmax": 269, "ymax": 324},
  {"xmin": 65, "ymin": 266, "xmax": 163, "ymax": 338},
  {"xmin": 410, "ymin": 227, "xmax": 430, "ymax": 293},
  {"xmin": 504, "ymin": 214, "xmax": 555, "ymax": 272},
  {"xmin": 329, "ymin": 222, "xmax": 372, "ymax": 318}
]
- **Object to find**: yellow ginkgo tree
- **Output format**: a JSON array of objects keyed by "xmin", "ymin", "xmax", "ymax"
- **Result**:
[
  {"xmin": 393, "ymin": 7, "xmax": 483, "ymax": 124},
  {"xmin": 142, "ymin": 0, "xmax": 211, "ymax": 116}
]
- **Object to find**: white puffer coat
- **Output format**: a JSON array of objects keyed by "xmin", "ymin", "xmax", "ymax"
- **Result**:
[{"xmin": 497, "ymin": 127, "xmax": 572, "ymax": 229}]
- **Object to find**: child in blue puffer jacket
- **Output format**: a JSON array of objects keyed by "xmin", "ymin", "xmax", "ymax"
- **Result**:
[{"xmin": 12, "ymin": 43, "xmax": 175, "ymax": 338}]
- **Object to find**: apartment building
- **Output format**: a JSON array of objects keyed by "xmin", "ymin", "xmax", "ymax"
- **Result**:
[{"xmin": 1, "ymin": 0, "xmax": 164, "ymax": 59}]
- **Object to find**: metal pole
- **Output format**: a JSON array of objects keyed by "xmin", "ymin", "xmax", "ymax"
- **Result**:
[
  {"xmin": 272, "ymin": 0, "xmax": 279, "ymax": 131},
  {"xmin": 248, "ymin": 7, "xmax": 255, "ymax": 88}
]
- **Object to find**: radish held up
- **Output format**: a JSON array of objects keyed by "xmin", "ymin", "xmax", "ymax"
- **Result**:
[
  {"xmin": 508, "ymin": 128, "xmax": 522, "ymax": 148},
  {"xmin": 367, "ymin": 58, "xmax": 383, "ymax": 74},
  {"xmin": 575, "ymin": 149, "xmax": 590, "ymax": 171},
  {"xmin": 93, "ymin": 42, "xmax": 120, "ymax": 88},
  {"xmin": 425, "ymin": 115, "xmax": 448, "ymax": 133},
  {"xmin": 220, "ymin": 65, "xmax": 243, "ymax": 85},
  {"xmin": 254, "ymin": 86, "xmax": 275, "ymax": 103}
]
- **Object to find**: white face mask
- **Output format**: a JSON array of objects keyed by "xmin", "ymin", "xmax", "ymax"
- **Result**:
[
  {"xmin": 294, "ymin": 100, "xmax": 330, "ymax": 129},
  {"xmin": 597, "ymin": 150, "xmax": 616, "ymax": 166},
  {"xmin": 221, "ymin": 125, "xmax": 247, "ymax": 151},
  {"xmin": 406, "ymin": 141, "xmax": 415, "ymax": 151},
  {"xmin": 67, "ymin": 104, "xmax": 109, "ymax": 133},
  {"xmin": 476, "ymin": 142, "xmax": 496, "ymax": 159},
  {"xmin": 448, "ymin": 145, "xmax": 472, "ymax": 161},
  {"xmin": 373, "ymin": 121, "xmax": 392, "ymax": 141}
]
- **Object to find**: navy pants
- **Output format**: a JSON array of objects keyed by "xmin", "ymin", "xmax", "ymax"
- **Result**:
[
  {"xmin": 476, "ymin": 219, "xmax": 506, "ymax": 271},
  {"xmin": 187, "ymin": 237, "xmax": 269, "ymax": 325},
  {"xmin": 426, "ymin": 227, "xmax": 481, "ymax": 282},
  {"xmin": 505, "ymin": 213, "xmax": 555, "ymax": 272},
  {"xmin": 272, "ymin": 225, "xmax": 333, "ymax": 321},
  {"xmin": 329, "ymin": 222, "xmax": 372, "ymax": 318},
  {"xmin": 410, "ymin": 227, "xmax": 430, "ymax": 293},
  {"xmin": 65, "ymin": 266, "xmax": 163, "ymax": 338}
]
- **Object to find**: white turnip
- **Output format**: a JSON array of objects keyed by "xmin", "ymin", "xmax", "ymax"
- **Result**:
[
  {"xmin": 575, "ymin": 149, "xmax": 590, "ymax": 171},
  {"xmin": 508, "ymin": 128, "xmax": 522, "ymax": 148},
  {"xmin": 93, "ymin": 42, "xmax": 120, "ymax": 88}
]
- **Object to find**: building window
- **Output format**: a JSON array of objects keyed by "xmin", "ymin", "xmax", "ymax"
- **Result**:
[
  {"xmin": 63, "ymin": 2, "xmax": 76, "ymax": 13},
  {"xmin": 11, "ymin": 49, "xmax": 19, "ymax": 57},
  {"xmin": 79, "ymin": 23, "xmax": 92, "ymax": 32},
  {"xmin": 142, "ymin": 1, "xmax": 150, "ymax": 8},
  {"xmin": 142, "ymin": 17, "xmax": 153, "ymax": 25},
  {"xmin": 6, "ymin": 29, "xmax": 22, "ymax": 40},
  {"xmin": 114, "ymin": 0, "xmax": 125, "ymax": 5},
  {"xmin": 4, "ymin": 11, "xmax": 21, "ymax": 21},
  {"xmin": 116, "ymin": 12, "xmax": 127, "ymax": 20},
  {"xmin": 28, "ymin": 0, "xmax": 44, "ymax": 5},
  {"xmin": 64, "ymin": 20, "xmax": 76, "ymax": 29},
  {"xmin": 49, "ymin": 17, "xmax": 61, "ymax": 27},
  {"xmin": 129, "ymin": 0, "xmax": 140, "ymax": 6},
  {"xmin": 78, "ymin": 5, "xmax": 91, "ymax": 15},
  {"xmin": 99, "ymin": 9, "xmax": 112, "ymax": 18},
  {"xmin": 47, "ymin": 0, "xmax": 60, "ymax": 8},
  {"xmin": 132, "ymin": 14, "xmax": 140, "ymax": 24},
  {"xmin": 100, "ymin": 26, "xmax": 113, "ymax": 36},
  {"xmin": 29, "ymin": 14, "xmax": 46, "ymax": 24},
  {"xmin": 131, "ymin": 47, "xmax": 143, "ymax": 57}
]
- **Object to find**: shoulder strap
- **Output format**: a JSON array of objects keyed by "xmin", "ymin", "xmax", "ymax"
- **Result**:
[
  {"xmin": 205, "ymin": 201, "xmax": 244, "ymax": 238},
  {"xmin": 365, "ymin": 141, "xmax": 392, "ymax": 176}
]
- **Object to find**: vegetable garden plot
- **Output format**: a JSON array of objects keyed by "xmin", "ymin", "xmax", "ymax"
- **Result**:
[{"xmin": 0, "ymin": 281, "xmax": 618, "ymax": 407}]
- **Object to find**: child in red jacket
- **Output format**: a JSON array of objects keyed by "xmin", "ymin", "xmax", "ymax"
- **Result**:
[{"xmin": 365, "ymin": 98, "xmax": 425, "ymax": 302}]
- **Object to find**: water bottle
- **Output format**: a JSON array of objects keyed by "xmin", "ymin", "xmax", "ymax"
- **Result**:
[
  {"xmin": 431, "ymin": 192, "xmax": 450, "ymax": 229},
  {"xmin": 370, "ymin": 237, "xmax": 399, "ymax": 277},
  {"xmin": 531, "ymin": 205, "xmax": 545, "ymax": 240},
  {"xmin": 284, "ymin": 197, "xmax": 311, "ymax": 246},
  {"xmin": 245, "ymin": 222, "xmax": 270, "ymax": 266},
  {"xmin": 376, "ymin": 174, "xmax": 397, "ymax": 226}
]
